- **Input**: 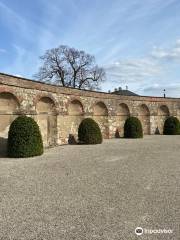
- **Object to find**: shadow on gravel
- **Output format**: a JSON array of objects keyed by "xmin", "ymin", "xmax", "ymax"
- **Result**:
[
  {"xmin": 68, "ymin": 134, "xmax": 77, "ymax": 145},
  {"xmin": 0, "ymin": 137, "xmax": 8, "ymax": 158}
]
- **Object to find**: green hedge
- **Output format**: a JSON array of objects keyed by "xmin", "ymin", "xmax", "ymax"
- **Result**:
[
  {"xmin": 163, "ymin": 116, "xmax": 180, "ymax": 135},
  {"xmin": 78, "ymin": 118, "xmax": 102, "ymax": 144},
  {"xmin": 124, "ymin": 116, "xmax": 143, "ymax": 138},
  {"xmin": 7, "ymin": 116, "xmax": 43, "ymax": 158}
]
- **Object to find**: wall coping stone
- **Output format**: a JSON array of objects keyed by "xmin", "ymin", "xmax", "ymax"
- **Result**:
[{"xmin": 0, "ymin": 72, "xmax": 180, "ymax": 103}]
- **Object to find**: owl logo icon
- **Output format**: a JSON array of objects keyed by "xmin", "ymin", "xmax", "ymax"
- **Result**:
[{"xmin": 135, "ymin": 227, "xmax": 143, "ymax": 236}]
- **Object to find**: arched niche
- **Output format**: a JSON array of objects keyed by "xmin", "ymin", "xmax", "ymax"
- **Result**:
[
  {"xmin": 0, "ymin": 92, "xmax": 19, "ymax": 113},
  {"xmin": 93, "ymin": 101, "xmax": 109, "ymax": 138},
  {"xmin": 36, "ymin": 96, "xmax": 57, "ymax": 147},
  {"xmin": 116, "ymin": 103, "xmax": 130, "ymax": 137},
  {"xmin": 93, "ymin": 102, "xmax": 108, "ymax": 116},
  {"xmin": 36, "ymin": 97, "xmax": 56, "ymax": 114},
  {"xmin": 158, "ymin": 105, "xmax": 170, "ymax": 116},
  {"xmin": 158, "ymin": 105, "xmax": 170, "ymax": 134},
  {"xmin": 68, "ymin": 100, "xmax": 84, "ymax": 116},
  {"xmin": 117, "ymin": 103, "xmax": 130, "ymax": 116},
  {"xmin": 138, "ymin": 104, "xmax": 150, "ymax": 134},
  {"xmin": 66, "ymin": 99, "xmax": 84, "ymax": 143},
  {"xmin": 139, "ymin": 104, "xmax": 150, "ymax": 116},
  {"xmin": 0, "ymin": 92, "xmax": 20, "ymax": 152}
]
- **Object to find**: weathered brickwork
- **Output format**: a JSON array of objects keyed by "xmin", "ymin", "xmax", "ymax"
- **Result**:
[{"xmin": 0, "ymin": 72, "xmax": 180, "ymax": 148}]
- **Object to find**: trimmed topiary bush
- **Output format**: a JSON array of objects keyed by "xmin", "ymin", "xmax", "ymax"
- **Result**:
[
  {"xmin": 163, "ymin": 116, "xmax": 180, "ymax": 135},
  {"xmin": 124, "ymin": 116, "xmax": 143, "ymax": 138},
  {"xmin": 7, "ymin": 116, "xmax": 43, "ymax": 158},
  {"xmin": 78, "ymin": 118, "xmax": 102, "ymax": 144}
]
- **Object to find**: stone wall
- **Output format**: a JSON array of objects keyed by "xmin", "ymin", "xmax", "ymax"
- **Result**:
[{"xmin": 0, "ymin": 72, "xmax": 180, "ymax": 148}]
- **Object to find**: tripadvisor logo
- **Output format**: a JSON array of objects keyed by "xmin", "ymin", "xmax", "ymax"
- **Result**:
[
  {"xmin": 135, "ymin": 227, "xmax": 143, "ymax": 236},
  {"xmin": 135, "ymin": 227, "xmax": 173, "ymax": 236}
]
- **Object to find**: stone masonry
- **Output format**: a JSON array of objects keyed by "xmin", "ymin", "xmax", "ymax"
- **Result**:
[{"xmin": 0, "ymin": 72, "xmax": 180, "ymax": 148}]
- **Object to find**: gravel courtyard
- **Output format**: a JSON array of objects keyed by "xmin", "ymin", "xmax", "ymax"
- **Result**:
[{"xmin": 0, "ymin": 136, "xmax": 179, "ymax": 240}]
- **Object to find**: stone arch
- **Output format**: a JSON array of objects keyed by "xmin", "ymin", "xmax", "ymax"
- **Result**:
[
  {"xmin": 117, "ymin": 103, "xmax": 130, "ymax": 116},
  {"xmin": 0, "ymin": 92, "xmax": 20, "ymax": 113},
  {"xmin": 36, "ymin": 96, "xmax": 57, "ymax": 147},
  {"xmin": 93, "ymin": 101, "xmax": 109, "ymax": 138},
  {"xmin": 116, "ymin": 103, "xmax": 130, "ymax": 137},
  {"xmin": 93, "ymin": 101, "xmax": 108, "ymax": 116},
  {"xmin": 34, "ymin": 94, "xmax": 58, "ymax": 112},
  {"xmin": 68, "ymin": 99, "xmax": 84, "ymax": 116},
  {"xmin": 66, "ymin": 99, "xmax": 84, "ymax": 143},
  {"xmin": 158, "ymin": 105, "xmax": 170, "ymax": 116},
  {"xmin": 158, "ymin": 105, "xmax": 170, "ymax": 134},
  {"xmin": 0, "ymin": 92, "xmax": 20, "ymax": 153},
  {"xmin": 138, "ymin": 104, "xmax": 150, "ymax": 134},
  {"xmin": 36, "ymin": 96, "xmax": 57, "ymax": 114}
]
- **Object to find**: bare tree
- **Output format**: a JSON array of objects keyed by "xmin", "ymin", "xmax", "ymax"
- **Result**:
[{"xmin": 34, "ymin": 45, "xmax": 105, "ymax": 90}]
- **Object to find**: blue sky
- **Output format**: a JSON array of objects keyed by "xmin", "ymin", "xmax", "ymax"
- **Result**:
[{"xmin": 1, "ymin": 0, "xmax": 180, "ymax": 96}]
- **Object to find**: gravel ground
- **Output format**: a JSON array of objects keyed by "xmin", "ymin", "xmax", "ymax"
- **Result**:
[{"xmin": 0, "ymin": 136, "xmax": 179, "ymax": 240}]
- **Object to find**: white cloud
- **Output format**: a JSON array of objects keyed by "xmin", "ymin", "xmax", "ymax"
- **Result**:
[
  {"xmin": 104, "ymin": 38, "xmax": 180, "ymax": 96},
  {"xmin": 152, "ymin": 39, "xmax": 180, "ymax": 60},
  {"xmin": 104, "ymin": 58, "xmax": 162, "ymax": 84},
  {"xmin": 0, "ymin": 0, "xmax": 180, "ymax": 98}
]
